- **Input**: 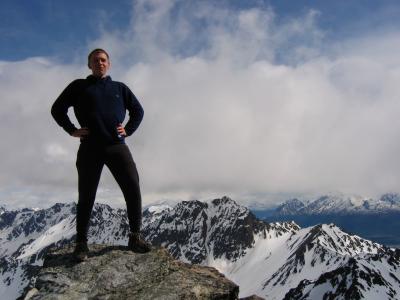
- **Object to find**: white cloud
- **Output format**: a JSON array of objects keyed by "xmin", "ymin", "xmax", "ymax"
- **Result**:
[{"xmin": 1, "ymin": 1, "xmax": 400, "ymax": 208}]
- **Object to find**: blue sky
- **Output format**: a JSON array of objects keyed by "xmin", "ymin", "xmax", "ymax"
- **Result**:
[
  {"xmin": 1, "ymin": 0, "xmax": 400, "ymax": 208},
  {"xmin": 1, "ymin": 0, "xmax": 131, "ymax": 61},
  {"xmin": 2, "ymin": 0, "xmax": 400, "ymax": 61}
]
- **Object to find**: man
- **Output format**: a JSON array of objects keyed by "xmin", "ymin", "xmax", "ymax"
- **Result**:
[{"xmin": 51, "ymin": 49, "xmax": 151, "ymax": 261}]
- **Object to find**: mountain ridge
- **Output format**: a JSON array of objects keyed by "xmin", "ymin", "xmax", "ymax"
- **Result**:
[{"xmin": 274, "ymin": 193, "xmax": 400, "ymax": 215}]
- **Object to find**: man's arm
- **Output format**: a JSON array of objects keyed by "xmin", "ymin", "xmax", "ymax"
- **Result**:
[
  {"xmin": 122, "ymin": 84, "xmax": 144, "ymax": 136},
  {"xmin": 51, "ymin": 81, "xmax": 79, "ymax": 135}
]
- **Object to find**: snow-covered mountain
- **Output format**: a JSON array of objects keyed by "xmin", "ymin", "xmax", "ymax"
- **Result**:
[
  {"xmin": 143, "ymin": 197, "xmax": 298, "ymax": 264},
  {"xmin": 275, "ymin": 193, "xmax": 400, "ymax": 215},
  {"xmin": 142, "ymin": 197, "xmax": 400, "ymax": 299},
  {"xmin": 1, "ymin": 197, "xmax": 400, "ymax": 300}
]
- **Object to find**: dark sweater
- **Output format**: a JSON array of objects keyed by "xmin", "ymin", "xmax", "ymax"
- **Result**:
[{"xmin": 51, "ymin": 75, "xmax": 144, "ymax": 145}]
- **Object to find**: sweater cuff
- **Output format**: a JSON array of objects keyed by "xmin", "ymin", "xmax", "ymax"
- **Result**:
[
  {"xmin": 65, "ymin": 125, "xmax": 78, "ymax": 135},
  {"xmin": 124, "ymin": 126, "xmax": 135, "ymax": 137}
]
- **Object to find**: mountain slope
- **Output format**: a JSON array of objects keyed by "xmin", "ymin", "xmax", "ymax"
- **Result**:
[{"xmin": 284, "ymin": 251, "xmax": 400, "ymax": 300}]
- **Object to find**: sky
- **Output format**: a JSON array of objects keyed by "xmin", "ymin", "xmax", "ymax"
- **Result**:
[{"xmin": 1, "ymin": 0, "xmax": 400, "ymax": 209}]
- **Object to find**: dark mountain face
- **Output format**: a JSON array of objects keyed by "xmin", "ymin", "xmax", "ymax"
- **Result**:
[
  {"xmin": 0, "ymin": 210, "xmax": 18, "ymax": 231},
  {"xmin": 142, "ymin": 196, "xmax": 294, "ymax": 264}
]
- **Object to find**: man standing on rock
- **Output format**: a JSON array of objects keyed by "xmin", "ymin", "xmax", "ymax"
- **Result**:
[{"xmin": 51, "ymin": 48, "xmax": 151, "ymax": 261}]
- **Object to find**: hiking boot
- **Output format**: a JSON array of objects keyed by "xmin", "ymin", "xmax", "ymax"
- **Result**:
[
  {"xmin": 128, "ymin": 232, "xmax": 151, "ymax": 253},
  {"xmin": 73, "ymin": 241, "xmax": 89, "ymax": 262}
]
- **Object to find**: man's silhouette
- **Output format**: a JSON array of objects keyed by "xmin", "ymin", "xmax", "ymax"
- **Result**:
[{"xmin": 51, "ymin": 49, "xmax": 151, "ymax": 261}]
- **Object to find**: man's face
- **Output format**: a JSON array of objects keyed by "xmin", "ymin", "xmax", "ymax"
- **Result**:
[{"xmin": 88, "ymin": 51, "xmax": 110, "ymax": 78}]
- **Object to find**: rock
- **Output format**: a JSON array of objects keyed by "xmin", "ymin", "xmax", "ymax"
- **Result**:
[{"xmin": 23, "ymin": 244, "xmax": 239, "ymax": 300}]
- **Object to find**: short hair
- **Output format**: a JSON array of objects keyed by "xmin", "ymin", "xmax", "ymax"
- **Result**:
[{"xmin": 87, "ymin": 48, "xmax": 110, "ymax": 66}]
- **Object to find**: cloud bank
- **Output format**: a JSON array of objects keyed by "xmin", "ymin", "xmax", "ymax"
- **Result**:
[{"xmin": 1, "ymin": 0, "xmax": 400, "ymax": 208}]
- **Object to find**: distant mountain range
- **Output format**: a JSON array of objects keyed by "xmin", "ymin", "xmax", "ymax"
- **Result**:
[
  {"xmin": 1, "ymin": 197, "xmax": 400, "ymax": 299},
  {"xmin": 275, "ymin": 193, "xmax": 400, "ymax": 215},
  {"xmin": 252, "ymin": 193, "xmax": 400, "ymax": 247}
]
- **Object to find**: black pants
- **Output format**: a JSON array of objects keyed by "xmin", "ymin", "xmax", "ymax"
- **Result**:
[{"xmin": 75, "ymin": 143, "xmax": 142, "ymax": 242}]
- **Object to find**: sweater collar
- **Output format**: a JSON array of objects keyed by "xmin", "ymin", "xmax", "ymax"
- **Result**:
[{"xmin": 87, "ymin": 75, "xmax": 112, "ymax": 82}]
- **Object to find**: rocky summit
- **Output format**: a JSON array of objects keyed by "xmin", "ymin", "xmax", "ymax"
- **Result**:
[{"xmin": 22, "ymin": 244, "xmax": 239, "ymax": 300}]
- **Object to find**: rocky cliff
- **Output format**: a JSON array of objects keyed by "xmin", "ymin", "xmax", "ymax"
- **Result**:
[{"xmin": 22, "ymin": 244, "xmax": 240, "ymax": 300}]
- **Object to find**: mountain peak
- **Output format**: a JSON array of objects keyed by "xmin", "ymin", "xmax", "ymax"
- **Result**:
[
  {"xmin": 275, "ymin": 198, "xmax": 305, "ymax": 215},
  {"xmin": 142, "ymin": 196, "xmax": 264, "ymax": 264},
  {"xmin": 292, "ymin": 223, "xmax": 382, "ymax": 257}
]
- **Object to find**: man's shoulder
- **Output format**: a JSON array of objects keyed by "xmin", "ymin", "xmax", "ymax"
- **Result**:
[
  {"xmin": 110, "ymin": 79, "xmax": 128, "ymax": 87},
  {"xmin": 109, "ymin": 80, "xmax": 133, "ymax": 92},
  {"xmin": 67, "ymin": 78, "xmax": 88, "ymax": 88}
]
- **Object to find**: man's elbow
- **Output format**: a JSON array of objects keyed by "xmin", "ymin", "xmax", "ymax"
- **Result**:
[
  {"xmin": 139, "ymin": 108, "xmax": 144, "ymax": 121},
  {"xmin": 50, "ymin": 104, "xmax": 57, "ymax": 119},
  {"xmin": 51, "ymin": 102, "xmax": 63, "ymax": 121},
  {"xmin": 135, "ymin": 106, "xmax": 144, "ymax": 123}
]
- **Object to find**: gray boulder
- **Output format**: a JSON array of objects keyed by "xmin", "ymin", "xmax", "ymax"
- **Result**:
[{"xmin": 23, "ymin": 244, "xmax": 239, "ymax": 300}]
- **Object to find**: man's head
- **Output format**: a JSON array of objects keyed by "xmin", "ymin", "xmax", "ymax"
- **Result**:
[{"xmin": 88, "ymin": 48, "xmax": 110, "ymax": 78}]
